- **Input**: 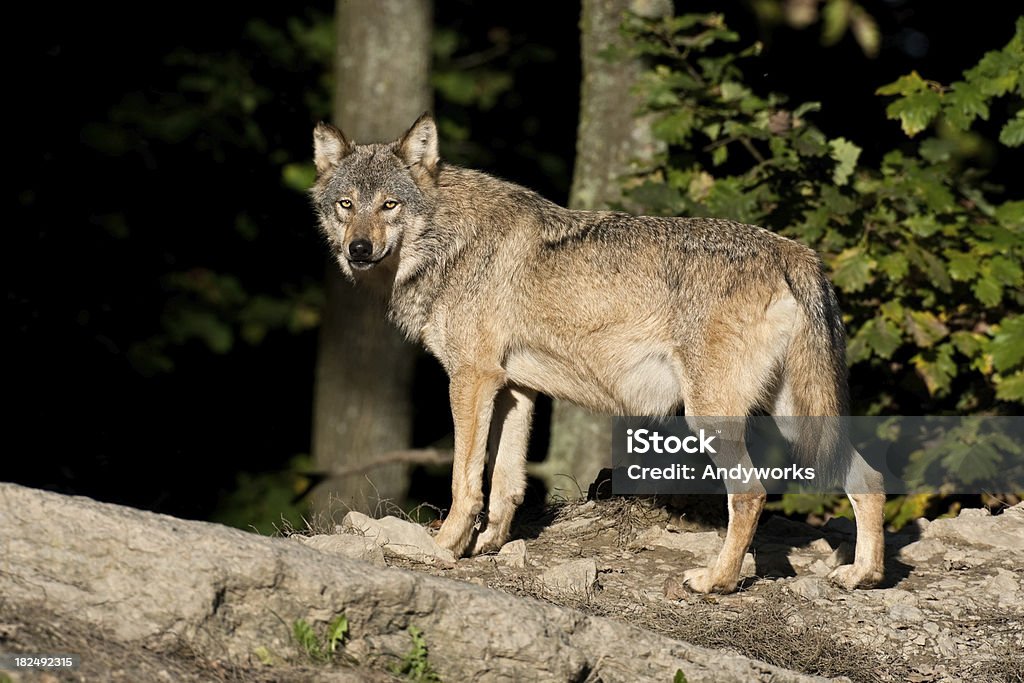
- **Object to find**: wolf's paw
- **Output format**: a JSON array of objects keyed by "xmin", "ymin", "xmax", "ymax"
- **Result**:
[
  {"xmin": 678, "ymin": 567, "xmax": 738, "ymax": 595},
  {"xmin": 466, "ymin": 527, "xmax": 506, "ymax": 556},
  {"xmin": 434, "ymin": 518, "xmax": 474, "ymax": 558},
  {"xmin": 828, "ymin": 563, "xmax": 883, "ymax": 590}
]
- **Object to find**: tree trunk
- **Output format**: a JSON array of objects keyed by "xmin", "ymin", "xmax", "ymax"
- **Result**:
[
  {"xmin": 312, "ymin": 0, "xmax": 432, "ymax": 515},
  {"xmin": 543, "ymin": 0, "xmax": 670, "ymax": 498}
]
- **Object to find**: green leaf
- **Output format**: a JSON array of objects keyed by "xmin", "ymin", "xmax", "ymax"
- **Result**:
[
  {"xmin": 919, "ymin": 137, "xmax": 957, "ymax": 163},
  {"xmin": 653, "ymin": 109, "xmax": 697, "ymax": 145},
  {"xmin": 1000, "ymin": 113, "xmax": 1024, "ymax": 147},
  {"xmin": 293, "ymin": 619, "xmax": 323, "ymax": 660},
  {"xmin": 850, "ymin": 6, "xmax": 880, "ymax": 57},
  {"xmin": 912, "ymin": 345, "xmax": 957, "ymax": 396},
  {"xmin": 830, "ymin": 247, "xmax": 876, "ymax": 293},
  {"xmin": 944, "ymin": 250, "xmax": 979, "ymax": 281},
  {"xmin": 907, "ymin": 245, "xmax": 953, "ymax": 293},
  {"xmin": 711, "ymin": 144, "xmax": 728, "ymax": 166},
  {"xmin": 828, "ymin": 137, "xmax": 861, "ymax": 185},
  {"xmin": 904, "ymin": 215, "xmax": 941, "ymax": 237},
  {"xmin": 906, "ymin": 310, "xmax": 949, "ymax": 348},
  {"xmin": 951, "ymin": 330, "xmax": 985, "ymax": 357},
  {"xmin": 720, "ymin": 81, "xmax": 751, "ymax": 102},
  {"xmin": 282, "ymin": 162, "xmax": 316, "ymax": 192},
  {"xmin": 327, "ymin": 614, "xmax": 349, "ymax": 654},
  {"xmin": 886, "ymin": 91, "xmax": 942, "ymax": 137},
  {"xmin": 821, "ymin": 0, "xmax": 850, "ymax": 47},
  {"xmin": 876, "ymin": 70, "xmax": 929, "ymax": 96},
  {"xmin": 995, "ymin": 370, "xmax": 1024, "ymax": 402},
  {"xmin": 989, "ymin": 255, "xmax": 1024, "ymax": 286},
  {"xmin": 878, "ymin": 252, "xmax": 910, "ymax": 281},
  {"xmin": 942, "ymin": 249, "xmax": 974, "ymax": 282},
  {"xmin": 972, "ymin": 274, "xmax": 1003, "ymax": 307},
  {"xmin": 994, "ymin": 200, "xmax": 1024, "ymax": 229},
  {"xmin": 943, "ymin": 81, "xmax": 989, "ymax": 130},
  {"xmin": 991, "ymin": 316, "xmax": 1024, "ymax": 372},
  {"xmin": 870, "ymin": 318, "xmax": 903, "ymax": 359}
]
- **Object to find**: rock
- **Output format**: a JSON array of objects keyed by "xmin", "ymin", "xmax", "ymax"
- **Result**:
[
  {"xmin": 497, "ymin": 539, "xmax": 528, "ymax": 568},
  {"xmin": 923, "ymin": 507, "xmax": 1024, "ymax": 552},
  {"xmin": 0, "ymin": 483, "xmax": 830, "ymax": 683},
  {"xmin": 897, "ymin": 539, "xmax": 945, "ymax": 564},
  {"xmin": 985, "ymin": 569, "xmax": 1021, "ymax": 607},
  {"xmin": 786, "ymin": 553, "xmax": 814, "ymax": 569},
  {"xmin": 540, "ymin": 559, "xmax": 599, "ymax": 597},
  {"xmin": 985, "ymin": 568, "xmax": 1020, "ymax": 591},
  {"xmin": 942, "ymin": 548, "xmax": 976, "ymax": 571},
  {"xmin": 889, "ymin": 604, "xmax": 926, "ymax": 623},
  {"xmin": 877, "ymin": 589, "xmax": 918, "ymax": 607},
  {"xmin": 806, "ymin": 538, "xmax": 834, "ymax": 555},
  {"xmin": 936, "ymin": 634, "xmax": 958, "ymax": 658},
  {"xmin": 629, "ymin": 527, "xmax": 723, "ymax": 561},
  {"xmin": 808, "ymin": 559, "xmax": 832, "ymax": 577},
  {"xmin": 341, "ymin": 512, "xmax": 455, "ymax": 567},
  {"xmin": 294, "ymin": 533, "xmax": 386, "ymax": 566},
  {"xmin": 789, "ymin": 577, "xmax": 828, "ymax": 600},
  {"xmin": 741, "ymin": 552, "xmax": 756, "ymax": 576}
]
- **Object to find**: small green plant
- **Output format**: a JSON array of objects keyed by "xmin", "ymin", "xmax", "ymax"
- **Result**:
[
  {"xmin": 253, "ymin": 645, "xmax": 276, "ymax": 666},
  {"xmin": 292, "ymin": 614, "xmax": 349, "ymax": 663},
  {"xmin": 674, "ymin": 668, "xmax": 689, "ymax": 683},
  {"xmin": 391, "ymin": 626, "xmax": 441, "ymax": 682}
]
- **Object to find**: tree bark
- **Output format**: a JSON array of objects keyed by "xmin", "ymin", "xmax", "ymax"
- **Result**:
[
  {"xmin": 312, "ymin": 0, "xmax": 432, "ymax": 515},
  {"xmin": 545, "ymin": 0, "xmax": 671, "ymax": 498}
]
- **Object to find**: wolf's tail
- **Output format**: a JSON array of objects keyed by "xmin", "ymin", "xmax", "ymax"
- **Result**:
[{"xmin": 779, "ymin": 247, "xmax": 852, "ymax": 487}]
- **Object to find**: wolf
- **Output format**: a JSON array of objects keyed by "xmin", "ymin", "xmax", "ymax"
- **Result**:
[{"xmin": 310, "ymin": 114, "xmax": 885, "ymax": 594}]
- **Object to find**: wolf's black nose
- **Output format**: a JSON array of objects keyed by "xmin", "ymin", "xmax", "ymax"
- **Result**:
[{"xmin": 349, "ymin": 239, "xmax": 373, "ymax": 260}]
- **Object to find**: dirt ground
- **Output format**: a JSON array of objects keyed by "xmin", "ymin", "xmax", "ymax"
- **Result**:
[{"xmin": 388, "ymin": 498, "xmax": 1024, "ymax": 683}]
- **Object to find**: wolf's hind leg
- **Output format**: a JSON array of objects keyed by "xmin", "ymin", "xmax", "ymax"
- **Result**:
[
  {"xmin": 468, "ymin": 386, "xmax": 536, "ymax": 555},
  {"xmin": 435, "ymin": 368, "xmax": 505, "ymax": 557},
  {"xmin": 829, "ymin": 451, "xmax": 885, "ymax": 589}
]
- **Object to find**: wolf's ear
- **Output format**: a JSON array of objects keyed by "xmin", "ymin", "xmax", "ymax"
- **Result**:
[
  {"xmin": 397, "ymin": 113, "xmax": 439, "ymax": 179},
  {"xmin": 313, "ymin": 122, "xmax": 353, "ymax": 176}
]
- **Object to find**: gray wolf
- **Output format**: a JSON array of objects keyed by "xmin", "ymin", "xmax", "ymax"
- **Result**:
[{"xmin": 310, "ymin": 114, "xmax": 885, "ymax": 593}]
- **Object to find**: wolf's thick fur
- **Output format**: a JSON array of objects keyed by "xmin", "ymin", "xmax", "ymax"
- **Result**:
[{"xmin": 311, "ymin": 115, "xmax": 885, "ymax": 593}]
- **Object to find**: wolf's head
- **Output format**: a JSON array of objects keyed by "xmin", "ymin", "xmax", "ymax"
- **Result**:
[{"xmin": 310, "ymin": 114, "xmax": 439, "ymax": 279}]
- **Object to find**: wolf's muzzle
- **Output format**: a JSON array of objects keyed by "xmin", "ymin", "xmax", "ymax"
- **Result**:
[{"xmin": 349, "ymin": 239, "xmax": 374, "ymax": 260}]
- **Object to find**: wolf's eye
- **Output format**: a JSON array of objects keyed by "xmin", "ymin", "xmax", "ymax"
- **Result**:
[
  {"xmin": 382, "ymin": 200, "xmax": 399, "ymax": 210},
  {"xmin": 337, "ymin": 198, "xmax": 353, "ymax": 209}
]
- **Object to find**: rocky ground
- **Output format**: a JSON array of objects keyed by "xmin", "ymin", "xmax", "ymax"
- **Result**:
[
  {"xmin": 2, "ymin": 483, "xmax": 1022, "ymax": 682},
  {"xmin": 321, "ymin": 498, "xmax": 1024, "ymax": 682}
]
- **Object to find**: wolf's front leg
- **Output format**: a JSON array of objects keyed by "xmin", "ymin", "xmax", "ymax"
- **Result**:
[
  {"xmin": 434, "ymin": 368, "xmax": 505, "ymax": 558},
  {"xmin": 468, "ymin": 386, "xmax": 536, "ymax": 555},
  {"xmin": 682, "ymin": 489, "xmax": 765, "ymax": 594}
]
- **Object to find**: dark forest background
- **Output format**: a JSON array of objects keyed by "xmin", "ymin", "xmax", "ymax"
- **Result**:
[{"xmin": 7, "ymin": 1, "xmax": 1022, "ymax": 531}]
